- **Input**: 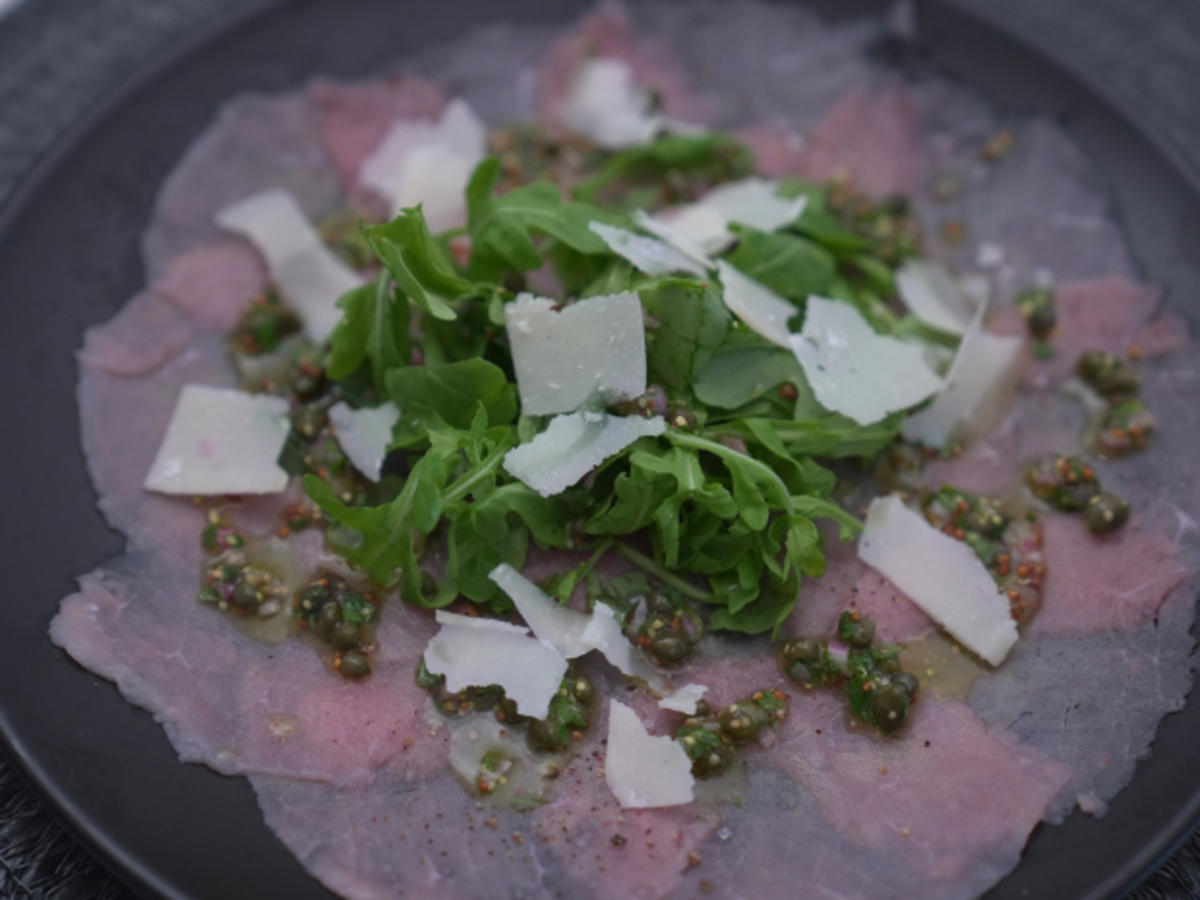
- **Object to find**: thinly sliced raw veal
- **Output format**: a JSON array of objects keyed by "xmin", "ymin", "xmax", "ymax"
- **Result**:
[
  {"xmin": 560, "ymin": 57, "xmax": 662, "ymax": 148},
  {"xmin": 587, "ymin": 222, "xmax": 708, "ymax": 277},
  {"xmin": 896, "ymin": 260, "xmax": 979, "ymax": 336},
  {"xmin": 143, "ymin": 385, "xmax": 290, "ymax": 495},
  {"xmin": 423, "ymin": 611, "xmax": 567, "ymax": 718},
  {"xmin": 215, "ymin": 189, "xmax": 362, "ymax": 342},
  {"xmin": 604, "ymin": 699, "xmax": 695, "ymax": 808},
  {"xmin": 327, "ymin": 402, "xmax": 400, "ymax": 482},
  {"xmin": 359, "ymin": 98, "xmax": 486, "ymax": 231},
  {"xmin": 789, "ymin": 296, "xmax": 943, "ymax": 425},
  {"xmin": 901, "ymin": 307, "xmax": 1024, "ymax": 449},
  {"xmin": 489, "ymin": 562, "xmax": 591, "ymax": 658},
  {"xmin": 503, "ymin": 412, "xmax": 666, "ymax": 498},
  {"xmin": 716, "ymin": 260, "xmax": 798, "ymax": 348},
  {"xmin": 858, "ymin": 495, "xmax": 1018, "ymax": 665},
  {"xmin": 505, "ymin": 292, "xmax": 647, "ymax": 415}
]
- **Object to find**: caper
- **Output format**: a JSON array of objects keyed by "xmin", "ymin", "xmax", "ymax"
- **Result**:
[
  {"xmin": 718, "ymin": 701, "xmax": 769, "ymax": 742},
  {"xmin": 1085, "ymin": 492, "xmax": 1130, "ymax": 534},
  {"xmin": 232, "ymin": 577, "xmax": 263, "ymax": 610},
  {"xmin": 1016, "ymin": 288, "xmax": 1056, "ymax": 339},
  {"xmin": 838, "ymin": 614, "xmax": 875, "ymax": 648},
  {"xmin": 291, "ymin": 404, "xmax": 327, "ymax": 440},
  {"xmin": 665, "ymin": 406, "xmax": 698, "ymax": 431},
  {"xmin": 330, "ymin": 620, "xmax": 361, "ymax": 651},
  {"xmin": 315, "ymin": 599, "xmax": 342, "ymax": 636},
  {"xmin": 292, "ymin": 369, "xmax": 326, "ymax": 402},
  {"xmin": 872, "ymin": 683, "xmax": 911, "ymax": 733},
  {"xmin": 528, "ymin": 718, "xmax": 566, "ymax": 752},
  {"xmin": 647, "ymin": 592, "xmax": 675, "ymax": 616},
  {"xmin": 780, "ymin": 637, "xmax": 822, "ymax": 665},
  {"xmin": 874, "ymin": 652, "xmax": 901, "ymax": 676},
  {"xmin": 648, "ymin": 630, "xmax": 692, "ymax": 664},
  {"xmin": 340, "ymin": 651, "xmax": 371, "ymax": 679},
  {"xmin": 570, "ymin": 676, "xmax": 595, "ymax": 704},
  {"xmin": 893, "ymin": 671, "xmax": 920, "ymax": 697},
  {"xmin": 1077, "ymin": 349, "xmax": 1139, "ymax": 397}
]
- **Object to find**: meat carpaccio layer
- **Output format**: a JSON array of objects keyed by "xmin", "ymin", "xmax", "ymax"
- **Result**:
[{"xmin": 52, "ymin": 3, "xmax": 1197, "ymax": 899}]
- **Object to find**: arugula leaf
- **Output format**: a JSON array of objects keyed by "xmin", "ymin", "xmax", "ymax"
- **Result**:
[
  {"xmin": 640, "ymin": 279, "xmax": 731, "ymax": 390},
  {"xmin": 707, "ymin": 572, "xmax": 801, "ymax": 635},
  {"xmin": 364, "ymin": 207, "xmax": 471, "ymax": 322},
  {"xmin": 572, "ymin": 133, "xmax": 754, "ymax": 203},
  {"xmin": 387, "ymin": 358, "xmax": 517, "ymax": 441},
  {"xmin": 466, "ymin": 158, "xmax": 613, "ymax": 275},
  {"xmin": 692, "ymin": 330, "xmax": 803, "ymax": 411},
  {"xmin": 724, "ymin": 227, "xmax": 836, "ymax": 302},
  {"xmin": 326, "ymin": 272, "xmax": 410, "ymax": 388}
]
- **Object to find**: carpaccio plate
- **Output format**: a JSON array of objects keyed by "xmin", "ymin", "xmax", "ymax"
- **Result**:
[{"xmin": 0, "ymin": 1, "xmax": 1198, "ymax": 898}]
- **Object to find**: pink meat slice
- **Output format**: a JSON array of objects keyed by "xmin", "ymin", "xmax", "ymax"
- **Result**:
[
  {"xmin": 536, "ymin": 4, "xmax": 713, "ymax": 132},
  {"xmin": 77, "ymin": 291, "xmax": 194, "ymax": 378},
  {"xmin": 307, "ymin": 75, "xmax": 444, "ymax": 194},
  {"xmin": 796, "ymin": 82, "xmax": 925, "ymax": 196},
  {"xmin": 150, "ymin": 239, "xmax": 268, "ymax": 332},
  {"xmin": 142, "ymin": 90, "xmax": 343, "ymax": 278},
  {"xmin": 787, "ymin": 531, "xmax": 932, "ymax": 644},
  {"xmin": 733, "ymin": 123, "xmax": 807, "ymax": 178},
  {"xmin": 1032, "ymin": 512, "xmax": 1188, "ymax": 636}
]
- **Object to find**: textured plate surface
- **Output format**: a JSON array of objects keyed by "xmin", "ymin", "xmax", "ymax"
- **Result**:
[{"xmin": 0, "ymin": 1, "xmax": 1195, "ymax": 898}]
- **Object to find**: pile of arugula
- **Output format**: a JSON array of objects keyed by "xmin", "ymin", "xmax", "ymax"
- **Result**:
[{"xmin": 303, "ymin": 133, "xmax": 920, "ymax": 635}]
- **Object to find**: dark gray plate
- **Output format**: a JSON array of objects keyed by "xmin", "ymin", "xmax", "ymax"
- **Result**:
[{"xmin": 0, "ymin": 1, "xmax": 1195, "ymax": 897}]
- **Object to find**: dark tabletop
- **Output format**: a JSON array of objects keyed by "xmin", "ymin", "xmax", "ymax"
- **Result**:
[{"xmin": 0, "ymin": 0, "xmax": 1198, "ymax": 897}]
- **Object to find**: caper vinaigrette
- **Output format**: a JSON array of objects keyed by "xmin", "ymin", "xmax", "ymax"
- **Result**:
[{"xmin": 673, "ymin": 690, "xmax": 789, "ymax": 778}]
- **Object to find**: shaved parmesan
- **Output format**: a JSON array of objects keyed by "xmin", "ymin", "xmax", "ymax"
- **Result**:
[
  {"xmin": 423, "ymin": 611, "xmax": 568, "ymax": 718},
  {"xmin": 505, "ymin": 292, "xmax": 647, "ymax": 415},
  {"xmin": 901, "ymin": 307, "xmax": 1024, "ymax": 449},
  {"xmin": 587, "ymin": 222, "xmax": 707, "ymax": 277},
  {"xmin": 582, "ymin": 602, "xmax": 669, "ymax": 693},
  {"xmin": 560, "ymin": 57, "xmax": 662, "ymax": 149},
  {"xmin": 789, "ymin": 297, "xmax": 943, "ymax": 425},
  {"xmin": 504, "ymin": 412, "xmax": 665, "ymax": 498},
  {"xmin": 658, "ymin": 683, "xmax": 708, "ymax": 714},
  {"xmin": 858, "ymin": 495, "xmax": 1018, "ymax": 665},
  {"xmin": 896, "ymin": 260, "xmax": 979, "ymax": 336},
  {"xmin": 215, "ymin": 189, "xmax": 362, "ymax": 343},
  {"xmin": 328, "ymin": 402, "xmax": 400, "ymax": 482},
  {"xmin": 716, "ymin": 261, "xmax": 798, "ymax": 349},
  {"xmin": 605, "ymin": 700, "xmax": 695, "ymax": 808},
  {"xmin": 143, "ymin": 385, "xmax": 290, "ymax": 495},
  {"xmin": 639, "ymin": 179, "xmax": 805, "ymax": 259},
  {"xmin": 359, "ymin": 99, "xmax": 487, "ymax": 231},
  {"xmin": 489, "ymin": 563, "xmax": 590, "ymax": 658}
]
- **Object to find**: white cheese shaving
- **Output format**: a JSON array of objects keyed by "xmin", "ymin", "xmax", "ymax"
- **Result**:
[
  {"xmin": 503, "ymin": 412, "xmax": 666, "ymax": 498},
  {"xmin": 788, "ymin": 296, "xmax": 943, "ymax": 425},
  {"xmin": 605, "ymin": 700, "xmax": 695, "ymax": 808},
  {"xmin": 423, "ymin": 611, "xmax": 568, "ymax": 718},
  {"xmin": 215, "ymin": 189, "xmax": 362, "ymax": 343},
  {"xmin": 895, "ymin": 260, "xmax": 979, "ymax": 336},
  {"xmin": 901, "ymin": 306, "xmax": 1024, "ymax": 449},
  {"xmin": 327, "ymin": 402, "xmax": 400, "ymax": 482},
  {"xmin": 488, "ymin": 563, "xmax": 590, "ymax": 659},
  {"xmin": 587, "ymin": 222, "xmax": 708, "ymax": 277},
  {"xmin": 560, "ymin": 57, "xmax": 662, "ymax": 149},
  {"xmin": 505, "ymin": 292, "xmax": 647, "ymax": 415},
  {"xmin": 581, "ymin": 602, "xmax": 669, "ymax": 693},
  {"xmin": 857, "ymin": 495, "xmax": 1018, "ymax": 665},
  {"xmin": 143, "ymin": 385, "xmax": 290, "ymax": 495},
  {"xmin": 658, "ymin": 684, "xmax": 708, "ymax": 715},
  {"xmin": 638, "ymin": 179, "xmax": 805, "ymax": 258},
  {"xmin": 359, "ymin": 99, "xmax": 487, "ymax": 232},
  {"xmin": 716, "ymin": 260, "xmax": 797, "ymax": 349}
]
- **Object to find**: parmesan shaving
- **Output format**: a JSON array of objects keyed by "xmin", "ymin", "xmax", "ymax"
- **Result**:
[
  {"xmin": 327, "ymin": 402, "xmax": 400, "ymax": 482},
  {"xmin": 488, "ymin": 563, "xmax": 590, "ymax": 658},
  {"xmin": 505, "ymin": 292, "xmax": 647, "ymax": 415},
  {"xmin": 587, "ymin": 222, "xmax": 708, "ymax": 277},
  {"xmin": 896, "ymin": 260, "xmax": 979, "ymax": 336},
  {"xmin": 858, "ymin": 495, "xmax": 1018, "ymax": 666},
  {"xmin": 605, "ymin": 700, "xmax": 695, "ymax": 808},
  {"xmin": 423, "ymin": 611, "xmax": 568, "ymax": 718},
  {"xmin": 658, "ymin": 684, "xmax": 708, "ymax": 715},
  {"xmin": 143, "ymin": 385, "xmax": 290, "ymax": 495},
  {"xmin": 716, "ymin": 260, "xmax": 797, "ymax": 349},
  {"xmin": 215, "ymin": 189, "xmax": 362, "ymax": 343},
  {"xmin": 359, "ymin": 99, "xmax": 487, "ymax": 232},
  {"xmin": 581, "ymin": 602, "xmax": 669, "ymax": 693},
  {"xmin": 789, "ymin": 296, "xmax": 943, "ymax": 425},
  {"xmin": 560, "ymin": 57, "xmax": 662, "ymax": 149},
  {"xmin": 503, "ymin": 412, "xmax": 666, "ymax": 498}
]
